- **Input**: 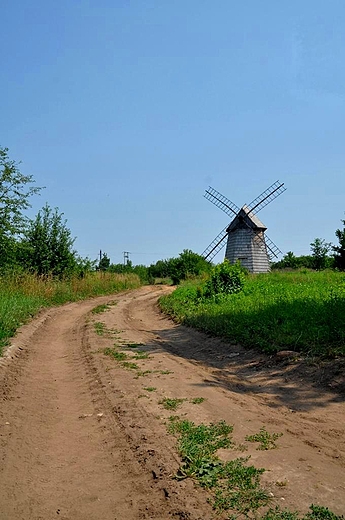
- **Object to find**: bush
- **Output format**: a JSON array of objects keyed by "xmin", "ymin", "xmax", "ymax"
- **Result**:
[{"xmin": 204, "ymin": 260, "xmax": 246, "ymax": 298}]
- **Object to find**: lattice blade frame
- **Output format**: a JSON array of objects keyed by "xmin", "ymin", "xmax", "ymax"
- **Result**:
[
  {"xmin": 247, "ymin": 180, "xmax": 286, "ymax": 215},
  {"xmin": 202, "ymin": 225, "xmax": 228, "ymax": 261},
  {"xmin": 204, "ymin": 187, "xmax": 240, "ymax": 218}
]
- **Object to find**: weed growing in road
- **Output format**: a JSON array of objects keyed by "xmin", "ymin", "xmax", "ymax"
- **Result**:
[
  {"xmin": 143, "ymin": 387, "xmax": 156, "ymax": 392},
  {"xmin": 246, "ymin": 427, "xmax": 283, "ymax": 450},
  {"xmin": 122, "ymin": 361, "xmax": 139, "ymax": 370},
  {"xmin": 159, "ymin": 370, "xmax": 173, "ymax": 375},
  {"xmin": 91, "ymin": 304, "xmax": 111, "ymax": 314},
  {"xmin": 160, "ymin": 397, "xmax": 187, "ymax": 410},
  {"xmin": 190, "ymin": 397, "xmax": 205, "ymax": 404},
  {"xmin": 167, "ymin": 417, "xmax": 341, "ymax": 518},
  {"xmin": 125, "ymin": 342, "xmax": 145, "ymax": 349},
  {"xmin": 134, "ymin": 370, "xmax": 153, "ymax": 378},
  {"xmin": 103, "ymin": 347, "xmax": 127, "ymax": 361},
  {"xmin": 94, "ymin": 322, "xmax": 106, "ymax": 336},
  {"xmin": 261, "ymin": 504, "xmax": 344, "ymax": 520},
  {"xmin": 167, "ymin": 417, "xmax": 269, "ymax": 517},
  {"xmin": 133, "ymin": 350, "xmax": 150, "ymax": 360}
]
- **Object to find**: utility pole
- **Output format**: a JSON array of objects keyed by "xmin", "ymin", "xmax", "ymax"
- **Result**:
[{"xmin": 123, "ymin": 251, "xmax": 130, "ymax": 265}]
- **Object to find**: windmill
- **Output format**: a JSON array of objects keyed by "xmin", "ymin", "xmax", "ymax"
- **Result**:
[{"xmin": 202, "ymin": 180, "xmax": 286, "ymax": 273}]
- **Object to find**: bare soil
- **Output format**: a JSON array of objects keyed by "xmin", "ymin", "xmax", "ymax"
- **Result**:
[{"xmin": 0, "ymin": 285, "xmax": 344, "ymax": 519}]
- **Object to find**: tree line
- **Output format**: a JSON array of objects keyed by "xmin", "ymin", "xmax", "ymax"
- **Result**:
[
  {"xmin": 272, "ymin": 232, "xmax": 345, "ymax": 271},
  {"xmin": 1, "ymin": 146, "xmax": 345, "ymax": 280}
]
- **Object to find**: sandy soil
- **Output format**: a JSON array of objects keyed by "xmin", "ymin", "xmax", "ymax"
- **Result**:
[{"xmin": 0, "ymin": 285, "xmax": 344, "ymax": 519}]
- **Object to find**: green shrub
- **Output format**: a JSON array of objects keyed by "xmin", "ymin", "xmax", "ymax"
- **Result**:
[{"xmin": 204, "ymin": 260, "xmax": 246, "ymax": 298}]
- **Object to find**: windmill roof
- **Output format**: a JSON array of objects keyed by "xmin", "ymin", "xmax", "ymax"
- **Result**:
[{"xmin": 227, "ymin": 205, "xmax": 267, "ymax": 232}]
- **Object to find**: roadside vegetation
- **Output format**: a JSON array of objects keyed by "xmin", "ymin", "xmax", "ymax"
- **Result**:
[
  {"xmin": 0, "ymin": 271, "xmax": 141, "ymax": 354},
  {"xmin": 160, "ymin": 265, "xmax": 345, "ymax": 358}
]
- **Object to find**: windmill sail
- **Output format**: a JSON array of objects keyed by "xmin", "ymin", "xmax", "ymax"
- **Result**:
[
  {"xmin": 204, "ymin": 187, "xmax": 240, "ymax": 218},
  {"xmin": 202, "ymin": 226, "xmax": 228, "ymax": 260},
  {"xmin": 247, "ymin": 180, "xmax": 286, "ymax": 215}
]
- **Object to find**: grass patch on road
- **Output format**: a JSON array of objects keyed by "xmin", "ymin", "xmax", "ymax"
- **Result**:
[
  {"xmin": 167, "ymin": 417, "xmax": 342, "ymax": 519},
  {"xmin": 246, "ymin": 427, "xmax": 283, "ymax": 451}
]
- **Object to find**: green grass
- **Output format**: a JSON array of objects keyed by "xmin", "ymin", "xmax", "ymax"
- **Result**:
[
  {"xmin": 159, "ymin": 270, "xmax": 345, "ymax": 358},
  {"xmin": 261, "ymin": 505, "xmax": 344, "ymax": 520},
  {"xmin": 159, "ymin": 397, "xmax": 187, "ymax": 410},
  {"xmin": 103, "ymin": 347, "xmax": 128, "ymax": 361},
  {"xmin": 121, "ymin": 361, "xmax": 139, "ymax": 370},
  {"xmin": 167, "ymin": 417, "xmax": 269, "ymax": 516},
  {"xmin": 94, "ymin": 322, "xmax": 107, "ymax": 336},
  {"xmin": 91, "ymin": 303, "xmax": 111, "ymax": 314},
  {"xmin": 190, "ymin": 397, "xmax": 206, "ymax": 404},
  {"xmin": 143, "ymin": 386, "xmax": 156, "ymax": 392},
  {"xmin": 0, "ymin": 270, "xmax": 141, "ymax": 356},
  {"xmin": 246, "ymin": 427, "xmax": 283, "ymax": 450},
  {"xmin": 167, "ymin": 417, "xmax": 342, "ymax": 519},
  {"xmin": 133, "ymin": 350, "xmax": 150, "ymax": 359}
]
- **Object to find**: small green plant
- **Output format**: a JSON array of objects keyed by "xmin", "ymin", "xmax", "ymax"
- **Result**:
[
  {"xmin": 121, "ymin": 361, "xmax": 139, "ymax": 370},
  {"xmin": 160, "ymin": 397, "xmax": 187, "ymax": 410},
  {"xmin": 134, "ymin": 369, "xmax": 153, "ymax": 378},
  {"xmin": 190, "ymin": 397, "xmax": 205, "ymax": 404},
  {"xmin": 103, "ymin": 347, "xmax": 127, "ymax": 361},
  {"xmin": 94, "ymin": 321, "xmax": 106, "ymax": 336},
  {"xmin": 167, "ymin": 418, "xmax": 269, "ymax": 515},
  {"xmin": 159, "ymin": 370, "xmax": 173, "ymax": 375},
  {"xmin": 261, "ymin": 504, "xmax": 344, "ymax": 520},
  {"xmin": 245, "ymin": 427, "xmax": 283, "ymax": 450},
  {"xmin": 124, "ymin": 342, "xmax": 145, "ymax": 349},
  {"xmin": 133, "ymin": 350, "xmax": 150, "ymax": 360},
  {"xmin": 306, "ymin": 505, "xmax": 344, "ymax": 520},
  {"xmin": 143, "ymin": 386, "xmax": 156, "ymax": 392},
  {"xmin": 91, "ymin": 304, "xmax": 110, "ymax": 314}
]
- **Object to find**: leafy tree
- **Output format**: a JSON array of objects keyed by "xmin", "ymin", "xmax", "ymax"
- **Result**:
[
  {"xmin": 22, "ymin": 204, "xmax": 77, "ymax": 276},
  {"xmin": 333, "ymin": 218, "xmax": 345, "ymax": 270},
  {"xmin": 0, "ymin": 146, "xmax": 42, "ymax": 266},
  {"xmin": 147, "ymin": 259, "xmax": 171, "ymax": 280},
  {"xmin": 168, "ymin": 249, "xmax": 211, "ymax": 284},
  {"xmin": 98, "ymin": 252, "xmax": 110, "ymax": 271},
  {"xmin": 279, "ymin": 251, "xmax": 299, "ymax": 269},
  {"xmin": 310, "ymin": 238, "xmax": 332, "ymax": 270}
]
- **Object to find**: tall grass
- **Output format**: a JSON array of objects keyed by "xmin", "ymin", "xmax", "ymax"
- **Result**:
[
  {"xmin": 0, "ymin": 270, "xmax": 141, "ymax": 355},
  {"xmin": 159, "ymin": 270, "xmax": 345, "ymax": 358}
]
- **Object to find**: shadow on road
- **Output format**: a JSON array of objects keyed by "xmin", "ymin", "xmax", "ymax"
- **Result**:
[{"xmin": 148, "ymin": 323, "xmax": 345, "ymax": 413}]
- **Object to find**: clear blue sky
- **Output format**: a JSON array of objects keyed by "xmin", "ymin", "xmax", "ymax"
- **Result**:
[{"xmin": 2, "ymin": 1, "xmax": 345, "ymax": 265}]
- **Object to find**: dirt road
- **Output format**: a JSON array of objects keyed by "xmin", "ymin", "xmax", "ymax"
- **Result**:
[{"xmin": 0, "ymin": 286, "xmax": 344, "ymax": 519}]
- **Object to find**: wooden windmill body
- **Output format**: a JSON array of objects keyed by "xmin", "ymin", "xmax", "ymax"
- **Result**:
[{"xmin": 202, "ymin": 181, "xmax": 286, "ymax": 273}]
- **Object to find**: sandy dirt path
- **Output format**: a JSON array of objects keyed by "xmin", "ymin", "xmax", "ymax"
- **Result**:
[{"xmin": 0, "ymin": 286, "xmax": 344, "ymax": 519}]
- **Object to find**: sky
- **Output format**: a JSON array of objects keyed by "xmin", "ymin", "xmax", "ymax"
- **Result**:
[{"xmin": 1, "ymin": 0, "xmax": 345, "ymax": 266}]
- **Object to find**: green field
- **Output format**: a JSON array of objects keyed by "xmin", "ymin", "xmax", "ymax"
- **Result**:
[
  {"xmin": 159, "ymin": 269, "xmax": 345, "ymax": 358},
  {"xmin": 0, "ymin": 271, "xmax": 141, "ymax": 355}
]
